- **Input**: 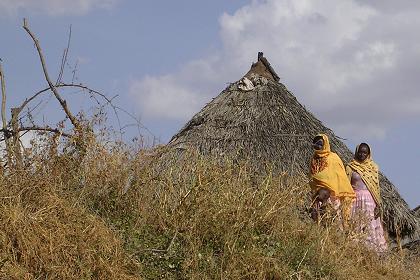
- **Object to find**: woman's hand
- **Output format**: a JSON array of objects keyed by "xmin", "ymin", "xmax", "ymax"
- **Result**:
[
  {"xmin": 374, "ymin": 206, "xmax": 380, "ymax": 219},
  {"xmin": 311, "ymin": 207, "xmax": 319, "ymax": 221}
]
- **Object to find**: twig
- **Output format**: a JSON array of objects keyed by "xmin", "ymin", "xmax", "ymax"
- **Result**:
[
  {"xmin": 142, "ymin": 231, "xmax": 178, "ymax": 254},
  {"xmin": 335, "ymin": 134, "xmax": 348, "ymax": 141},
  {"xmin": 71, "ymin": 60, "xmax": 79, "ymax": 83},
  {"xmin": 111, "ymin": 105, "xmax": 156, "ymax": 140},
  {"xmin": 18, "ymin": 126, "xmax": 71, "ymax": 137},
  {"xmin": 10, "ymin": 108, "xmax": 22, "ymax": 167},
  {"xmin": 23, "ymin": 18, "xmax": 80, "ymax": 130},
  {"xmin": 20, "ymin": 100, "xmax": 43, "ymax": 125},
  {"xmin": 166, "ymin": 231, "xmax": 178, "ymax": 252},
  {"xmin": 0, "ymin": 61, "xmax": 7, "ymax": 132},
  {"xmin": 12, "ymin": 83, "xmax": 108, "ymax": 122},
  {"xmin": 56, "ymin": 25, "xmax": 72, "ymax": 86}
]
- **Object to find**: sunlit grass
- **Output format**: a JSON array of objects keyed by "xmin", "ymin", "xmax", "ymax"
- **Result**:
[{"xmin": 0, "ymin": 135, "xmax": 418, "ymax": 279}]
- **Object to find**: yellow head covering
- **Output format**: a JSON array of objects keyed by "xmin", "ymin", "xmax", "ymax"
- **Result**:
[
  {"xmin": 346, "ymin": 143, "xmax": 381, "ymax": 207},
  {"xmin": 310, "ymin": 134, "xmax": 355, "ymax": 199}
]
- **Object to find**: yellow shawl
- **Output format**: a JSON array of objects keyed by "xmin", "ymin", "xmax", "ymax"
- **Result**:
[
  {"xmin": 346, "ymin": 144, "xmax": 382, "ymax": 207},
  {"xmin": 310, "ymin": 134, "xmax": 355, "ymax": 199}
]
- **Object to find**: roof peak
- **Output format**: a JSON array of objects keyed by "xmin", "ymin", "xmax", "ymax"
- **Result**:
[{"xmin": 245, "ymin": 52, "xmax": 280, "ymax": 82}]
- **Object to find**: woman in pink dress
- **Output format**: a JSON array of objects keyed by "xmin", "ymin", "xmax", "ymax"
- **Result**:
[{"xmin": 346, "ymin": 143, "xmax": 387, "ymax": 253}]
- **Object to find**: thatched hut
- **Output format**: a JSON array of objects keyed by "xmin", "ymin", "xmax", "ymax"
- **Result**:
[{"xmin": 166, "ymin": 53, "xmax": 418, "ymax": 239}]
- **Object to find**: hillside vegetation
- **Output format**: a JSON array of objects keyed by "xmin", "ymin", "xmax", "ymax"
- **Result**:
[{"xmin": 0, "ymin": 134, "xmax": 419, "ymax": 279}]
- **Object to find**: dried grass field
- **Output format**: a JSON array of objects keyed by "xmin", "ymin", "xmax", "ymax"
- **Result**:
[{"xmin": 0, "ymin": 135, "xmax": 418, "ymax": 279}]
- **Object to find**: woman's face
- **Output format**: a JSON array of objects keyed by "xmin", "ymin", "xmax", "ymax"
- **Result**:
[
  {"xmin": 356, "ymin": 145, "xmax": 369, "ymax": 162},
  {"xmin": 312, "ymin": 137, "xmax": 324, "ymax": 150}
]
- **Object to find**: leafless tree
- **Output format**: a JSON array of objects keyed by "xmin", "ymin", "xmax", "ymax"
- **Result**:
[{"xmin": 0, "ymin": 19, "xmax": 150, "ymax": 170}]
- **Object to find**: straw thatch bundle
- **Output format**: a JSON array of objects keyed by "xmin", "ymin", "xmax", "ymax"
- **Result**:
[
  {"xmin": 414, "ymin": 205, "xmax": 420, "ymax": 217},
  {"xmin": 165, "ymin": 53, "xmax": 418, "ymax": 238}
]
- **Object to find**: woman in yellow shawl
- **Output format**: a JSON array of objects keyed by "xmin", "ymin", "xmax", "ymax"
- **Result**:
[
  {"xmin": 346, "ymin": 143, "xmax": 387, "ymax": 252},
  {"xmin": 309, "ymin": 134, "xmax": 355, "ymax": 226}
]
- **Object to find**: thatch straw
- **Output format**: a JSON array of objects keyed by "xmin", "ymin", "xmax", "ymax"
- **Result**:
[
  {"xmin": 413, "ymin": 205, "xmax": 420, "ymax": 217},
  {"xmin": 164, "ymin": 54, "xmax": 418, "ymax": 238},
  {"xmin": 403, "ymin": 239, "xmax": 420, "ymax": 258},
  {"xmin": 409, "ymin": 206, "xmax": 420, "ymax": 244}
]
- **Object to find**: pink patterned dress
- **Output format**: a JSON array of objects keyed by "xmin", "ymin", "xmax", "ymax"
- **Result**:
[{"xmin": 350, "ymin": 171, "xmax": 387, "ymax": 253}]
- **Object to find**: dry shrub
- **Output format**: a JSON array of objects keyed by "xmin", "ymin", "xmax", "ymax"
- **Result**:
[
  {"xmin": 1, "ymin": 137, "xmax": 419, "ymax": 279},
  {"xmin": 0, "ymin": 139, "xmax": 140, "ymax": 279}
]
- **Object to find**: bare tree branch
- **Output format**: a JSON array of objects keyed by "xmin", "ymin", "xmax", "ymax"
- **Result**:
[
  {"xmin": 13, "ymin": 83, "xmax": 116, "ymax": 124},
  {"xmin": 18, "ymin": 126, "xmax": 71, "ymax": 137},
  {"xmin": 23, "ymin": 18, "xmax": 80, "ymax": 130},
  {"xmin": 11, "ymin": 80, "xmax": 156, "ymax": 145},
  {"xmin": 56, "ymin": 25, "xmax": 72, "ymax": 86},
  {"xmin": 0, "ymin": 61, "xmax": 13, "ymax": 166},
  {"xmin": 113, "ymin": 105, "xmax": 157, "ymax": 140},
  {"xmin": 0, "ymin": 61, "xmax": 7, "ymax": 131},
  {"xmin": 13, "ymin": 88, "xmax": 48, "ymax": 121},
  {"xmin": 12, "ymin": 83, "xmax": 155, "ymax": 139},
  {"xmin": 10, "ymin": 108, "xmax": 22, "ymax": 167},
  {"xmin": 21, "ymin": 100, "xmax": 43, "ymax": 125}
]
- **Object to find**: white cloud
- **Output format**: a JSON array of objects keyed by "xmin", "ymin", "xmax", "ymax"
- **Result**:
[
  {"xmin": 129, "ymin": 55, "xmax": 232, "ymax": 121},
  {"xmin": 0, "ymin": 0, "xmax": 118, "ymax": 17},
  {"xmin": 129, "ymin": 75, "xmax": 205, "ymax": 120},
  {"xmin": 129, "ymin": 0, "xmax": 420, "ymax": 140}
]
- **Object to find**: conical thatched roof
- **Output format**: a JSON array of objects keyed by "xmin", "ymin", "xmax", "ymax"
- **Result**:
[
  {"xmin": 414, "ymin": 205, "xmax": 420, "ymax": 217},
  {"xmin": 166, "ymin": 53, "xmax": 418, "ymax": 238}
]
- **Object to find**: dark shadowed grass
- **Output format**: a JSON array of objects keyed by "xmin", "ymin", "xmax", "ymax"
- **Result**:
[{"xmin": 0, "ymin": 138, "xmax": 419, "ymax": 279}]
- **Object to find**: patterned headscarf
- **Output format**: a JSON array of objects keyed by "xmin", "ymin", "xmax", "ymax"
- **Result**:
[
  {"xmin": 310, "ymin": 134, "xmax": 330, "ymax": 174},
  {"xmin": 310, "ymin": 134, "xmax": 355, "ymax": 199},
  {"xmin": 346, "ymin": 143, "xmax": 381, "ymax": 207}
]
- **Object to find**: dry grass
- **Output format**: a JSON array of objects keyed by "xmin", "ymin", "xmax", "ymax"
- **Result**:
[
  {"xmin": 0, "ymin": 136, "xmax": 419, "ymax": 279},
  {"xmin": 124, "ymin": 151, "xmax": 420, "ymax": 279},
  {"xmin": 0, "ymin": 138, "xmax": 140, "ymax": 279}
]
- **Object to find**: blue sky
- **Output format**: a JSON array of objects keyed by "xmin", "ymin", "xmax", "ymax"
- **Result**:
[{"xmin": 0, "ymin": 0, "xmax": 419, "ymax": 208}]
